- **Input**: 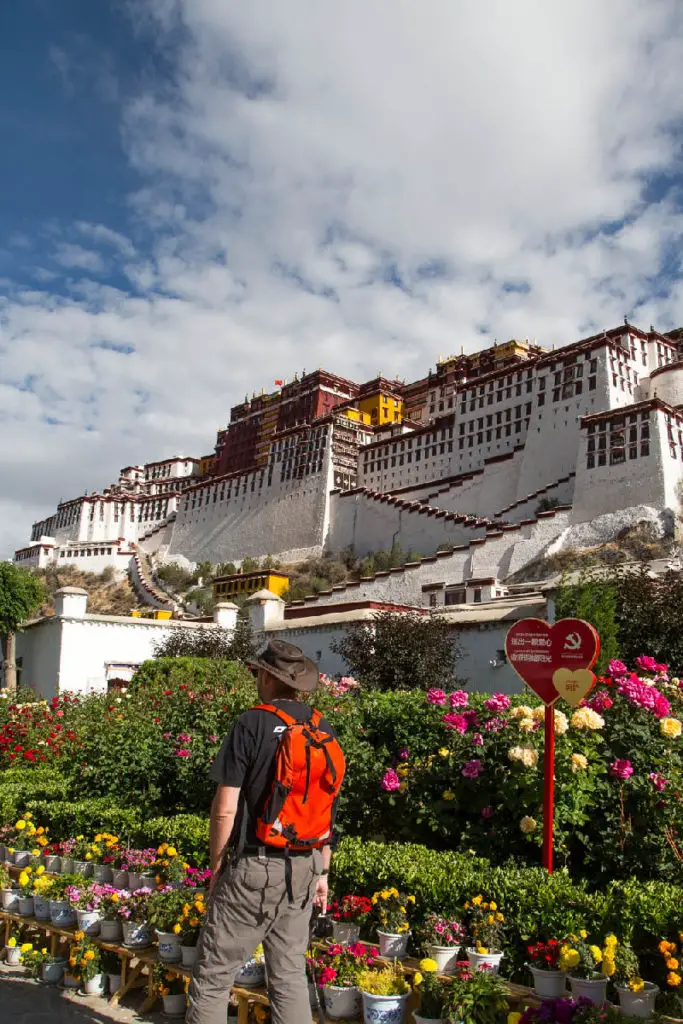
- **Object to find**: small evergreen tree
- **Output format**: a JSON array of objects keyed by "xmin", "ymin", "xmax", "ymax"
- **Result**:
[
  {"xmin": 0, "ymin": 565, "xmax": 45, "ymax": 692},
  {"xmin": 554, "ymin": 566, "xmax": 620, "ymax": 674}
]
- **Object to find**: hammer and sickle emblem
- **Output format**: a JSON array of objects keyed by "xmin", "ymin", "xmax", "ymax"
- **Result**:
[{"xmin": 564, "ymin": 632, "xmax": 581, "ymax": 651}]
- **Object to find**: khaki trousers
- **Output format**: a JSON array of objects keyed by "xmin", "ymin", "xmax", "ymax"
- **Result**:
[{"xmin": 186, "ymin": 851, "xmax": 320, "ymax": 1024}]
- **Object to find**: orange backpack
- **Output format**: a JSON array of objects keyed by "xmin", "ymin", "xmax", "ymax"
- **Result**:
[{"xmin": 254, "ymin": 704, "xmax": 346, "ymax": 851}]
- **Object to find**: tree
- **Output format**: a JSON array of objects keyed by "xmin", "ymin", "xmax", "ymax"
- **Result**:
[
  {"xmin": 241, "ymin": 556, "xmax": 261, "ymax": 573},
  {"xmin": 0, "ymin": 564, "xmax": 45, "ymax": 692},
  {"xmin": 152, "ymin": 610, "xmax": 256, "ymax": 664},
  {"xmin": 554, "ymin": 566, "xmax": 620, "ymax": 674},
  {"xmin": 331, "ymin": 609, "xmax": 461, "ymax": 691}
]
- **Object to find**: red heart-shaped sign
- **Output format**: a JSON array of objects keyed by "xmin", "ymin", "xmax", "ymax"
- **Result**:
[{"xmin": 505, "ymin": 618, "xmax": 600, "ymax": 705}]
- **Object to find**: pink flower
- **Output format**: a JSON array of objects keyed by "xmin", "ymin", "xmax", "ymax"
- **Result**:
[
  {"xmin": 449, "ymin": 690, "xmax": 469, "ymax": 708},
  {"xmin": 462, "ymin": 759, "xmax": 483, "ymax": 780},
  {"xmin": 442, "ymin": 712, "xmax": 468, "ymax": 734},
  {"xmin": 608, "ymin": 659, "xmax": 628, "ymax": 678},
  {"xmin": 609, "ymin": 759, "xmax": 634, "ymax": 780},
  {"xmin": 649, "ymin": 772, "xmax": 669, "ymax": 791},
  {"xmin": 636, "ymin": 655, "xmax": 658, "ymax": 674},
  {"xmin": 176, "ymin": 748, "xmax": 191, "ymax": 758},
  {"xmin": 319, "ymin": 966, "xmax": 337, "ymax": 986},
  {"xmin": 484, "ymin": 717, "xmax": 506, "ymax": 732},
  {"xmin": 483, "ymin": 693, "xmax": 510, "ymax": 713},
  {"xmin": 208, "ymin": 734, "xmax": 219, "ymax": 743},
  {"xmin": 381, "ymin": 770, "xmax": 401, "ymax": 792},
  {"xmin": 163, "ymin": 732, "xmax": 172, "ymax": 740},
  {"xmin": 653, "ymin": 694, "xmax": 671, "ymax": 719},
  {"xmin": 481, "ymin": 806, "xmax": 493, "ymax": 819},
  {"xmin": 177, "ymin": 732, "xmax": 191, "ymax": 743},
  {"xmin": 463, "ymin": 709, "xmax": 480, "ymax": 728},
  {"xmin": 399, "ymin": 748, "xmax": 410, "ymax": 760},
  {"xmin": 587, "ymin": 691, "xmax": 614, "ymax": 713},
  {"xmin": 427, "ymin": 688, "xmax": 447, "ymax": 706},
  {"xmin": 472, "ymin": 732, "xmax": 484, "ymax": 746},
  {"xmin": 56, "ymin": 710, "xmax": 64, "ymax": 718}
]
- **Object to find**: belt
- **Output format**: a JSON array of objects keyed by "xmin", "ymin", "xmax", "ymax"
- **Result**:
[{"xmin": 241, "ymin": 845, "xmax": 313, "ymax": 858}]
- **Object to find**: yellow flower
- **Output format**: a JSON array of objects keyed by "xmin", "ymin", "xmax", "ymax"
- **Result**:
[
  {"xmin": 660, "ymin": 718, "xmax": 682, "ymax": 739},
  {"xmin": 442, "ymin": 790, "xmax": 455, "ymax": 801},
  {"xmin": 398, "ymin": 782, "xmax": 407, "ymax": 793},
  {"xmin": 560, "ymin": 947, "xmax": 580, "ymax": 970},
  {"xmin": 69, "ymin": 956, "xmax": 77, "ymax": 967},
  {"xmin": 166, "ymin": 846, "xmax": 178, "ymax": 857},
  {"xmin": 496, "ymin": 912, "xmax": 504, "ymax": 922},
  {"xmin": 7, "ymin": 938, "xmax": 16, "ymax": 948},
  {"xmin": 488, "ymin": 914, "xmax": 495, "ymax": 924},
  {"xmin": 24, "ymin": 812, "xmax": 32, "ymax": 820},
  {"xmin": 413, "ymin": 972, "xmax": 423, "ymax": 986},
  {"xmin": 472, "ymin": 895, "xmax": 483, "ymax": 906},
  {"xmin": 158, "ymin": 844, "xmax": 168, "ymax": 855},
  {"xmin": 660, "ymin": 940, "xmax": 675, "ymax": 954},
  {"xmin": 419, "ymin": 958, "xmax": 439, "ymax": 973},
  {"xmin": 438, "ymin": 747, "xmax": 450, "ymax": 757},
  {"xmin": 489, "ymin": 901, "xmax": 497, "ymax": 911},
  {"xmin": 508, "ymin": 1015, "xmax": 523, "ymax": 1024},
  {"xmin": 589, "ymin": 946, "xmax": 602, "ymax": 964},
  {"xmin": 604, "ymin": 935, "xmax": 617, "ymax": 948},
  {"xmin": 601, "ymin": 958, "xmax": 615, "ymax": 978},
  {"xmin": 18, "ymin": 872, "xmax": 29, "ymax": 888},
  {"xmin": 84, "ymin": 950, "xmax": 95, "ymax": 961},
  {"xmin": 579, "ymin": 930, "xmax": 588, "ymax": 939},
  {"xmin": 570, "ymin": 707, "xmax": 604, "ymax": 730},
  {"xmin": 15, "ymin": 820, "xmax": 26, "ymax": 831},
  {"xmin": 173, "ymin": 923, "xmax": 182, "ymax": 935},
  {"xmin": 36, "ymin": 865, "xmax": 45, "ymax": 876},
  {"xmin": 20, "ymin": 943, "xmax": 33, "ymax": 953},
  {"xmin": 189, "ymin": 917, "xmax": 200, "ymax": 927},
  {"xmin": 630, "ymin": 978, "xmax": 645, "ymax": 993},
  {"xmin": 41, "ymin": 947, "xmax": 47, "ymax": 955},
  {"xmin": 668, "ymin": 971, "xmax": 682, "ymax": 987},
  {"xmin": 74, "ymin": 931, "xmax": 85, "ymax": 941},
  {"xmin": 477, "ymin": 945, "xmax": 489, "ymax": 954},
  {"xmin": 110, "ymin": 892, "xmax": 119, "ymax": 902},
  {"xmin": 84, "ymin": 853, "xmax": 92, "ymax": 861},
  {"xmin": 520, "ymin": 816, "xmax": 537, "ymax": 834},
  {"xmin": 667, "ymin": 958, "xmax": 680, "ymax": 970},
  {"xmin": 407, "ymin": 895, "xmax": 416, "ymax": 904},
  {"xmin": 194, "ymin": 900, "xmax": 204, "ymax": 912}
]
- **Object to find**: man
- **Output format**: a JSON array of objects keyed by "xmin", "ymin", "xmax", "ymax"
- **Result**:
[{"xmin": 187, "ymin": 639, "xmax": 343, "ymax": 1024}]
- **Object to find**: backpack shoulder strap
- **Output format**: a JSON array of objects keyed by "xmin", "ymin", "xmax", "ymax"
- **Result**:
[
  {"xmin": 308, "ymin": 708, "xmax": 323, "ymax": 729},
  {"xmin": 253, "ymin": 703, "xmax": 298, "ymax": 728}
]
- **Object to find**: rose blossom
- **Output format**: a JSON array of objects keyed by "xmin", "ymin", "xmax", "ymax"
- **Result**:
[
  {"xmin": 472, "ymin": 732, "xmax": 484, "ymax": 746},
  {"xmin": 609, "ymin": 759, "xmax": 634, "ymax": 780},
  {"xmin": 442, "ymin": 712, "xmax": 468, "ymax": 733},
  {"xmin": 381, "ymin": 770, "xmax": 401, "ymax": 792},
  {"xmin": 399, "ymin": 748, "xmax": 410, "ymax": 760},
  {"xmin": 649, "ymin": 772, "xmax": 669, "ymax": 791},
  {"xmin": 636, "ymin": 655, "xmax": 658, "ymax": 674},
  {"xmin": 483, "ymin": 693, "xmax": 511, "ymax": 713},
  {"xmin": 484, "ymin": 717, "xmax": 506, "ymax": 732},
  {"xmin": 462, "ymin": 759, "xmax": 482, "ymax": 780},
  {"xmin": 481, "ymin": 806, "xmax": 493, "ymax": 819},
  {"xmin": 449, "ymin": 690, "xmax": 469, "ymax": 708},
  {"xmin": 608, "ymin": 659, "xmax": 628, "ymax": 678},
  {"xmin": 426, "ymin": 689, "xmax": 447, "ymax": 706}
]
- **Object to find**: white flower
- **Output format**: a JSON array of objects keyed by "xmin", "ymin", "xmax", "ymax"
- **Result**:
[
  {"xmin": 553, "ymin": 711, "xmax": 569, "ymax": 736},
  {"xmin": 570, "ymin": 708, "xmax": 604, "ymax": 731},
  {"xmin": 520, "ymin": 816, "xmax": 537, "ymax": 834}
]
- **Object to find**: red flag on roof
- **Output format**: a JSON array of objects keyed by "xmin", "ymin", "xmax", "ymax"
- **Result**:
[{"xmin": 274, "ymin": 379, "xmax": 283, "ymax": 386}]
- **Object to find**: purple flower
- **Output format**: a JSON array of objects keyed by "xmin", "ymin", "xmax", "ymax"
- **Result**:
[
  {"xmin": 442, "ymin": 712, "xmax": 468, "ymax": 734},
  {"xmin": 449, "ymin": 690, "xmax": 469, "ymax": 708},
  {"xmin": 481, "ymin": 806, "xmax": 493, "ymax": 819},
  {"xmin": 484, "ymin": 717, "xmax": 506, "ymax": 733},
  {"xmin": 426, "ymin": 688, "xmax": 447, "ymax": 706},
  {"xmin": 483, "ymin": 693, "xmax": 511, "ymax": 713},
  {"xmin": 649, "ymin": 772, "xmax": 669, "ymax": 791},
  {"xmin": 608, "ymin": 659, "xmax": 628, "ymax": 678},
  {"xmin": 398, "ymin": 748, "xmax": 410, "ymax": 760},
  {"xmin": 636, "ymin": 655, "xmax": 658, "ymax": 674},
  {"xmin": 462, "ymin": 759, "xmax": 483, "ymax": 780},
  {"xmin": 381, "ymin": 770, "xmax": 401, "ymax": 792},
  {"xmin": 472, "ymin": 732, "xmax": 484, "ymax": 746},
  {"xmin": 609, "ymin": 759, "xmax": 634, "ymax": 780}
]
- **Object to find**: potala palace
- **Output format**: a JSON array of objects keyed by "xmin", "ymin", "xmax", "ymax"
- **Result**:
[{"xmin": 16, "ymin": 322, "xmax": 683, "ymax": 611}]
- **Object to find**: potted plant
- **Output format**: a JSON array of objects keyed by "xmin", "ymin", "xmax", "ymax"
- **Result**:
[
  {"xmin": 7, "ymin": 813, "xmax": 40, "ymax": 867},
  {"xmin": 315, "ymin": 941, "xmax": 379, "ymax": 1020},
  {"xmin": 441, "ymin": 959, "xmax": 509, "ymax": 1024},
  {"xmin": 66, "ymin": 881, "xmax": 107, "ymax": 935},
  {"xmin": 151, "ymin": 843, "xmax": 187, "ymax": 887},
  {"xmin": 0, "ymin": 861, "xmax": 18, "ymax": 913},
  {"xmin": 16, "ymin": 866, "xmax": 36, "ymax": 916},
  {"xmin": 98, "ymin": 886, "xmax": 124, "ymax": 942},
  {"xmin": 116, "ymin": 887, "xmax": 154, "ymax": 948},
  {"xmin": 559, "ymin": 932, "xmax": 615, "ymax": 1003},
  {"xmin": 413, "ymin": 957, "xmax": 450, "ymax": 1023},
  {"xmin": 47, "ymin": 873, "xmax": 79, "ymax": 927},
  {"xmin": 176, "ymin": 895, "xmax": 207, "ymax": 967},
  {"xmin": 527, "ymin": 939, "xmax": 567, "ymax": 998},
  {"xmin": 153, "ymin": 963, "xmax": 188, "ymax": 1018},
  {"xmin": 235, "ymin": 943, "xmax": 266, "ymax": 989},
  {"xmin": 372, "ymin": 887, "xmax": 416, "ymax": 959},
  {"xmin": 86, "ymin": 833, "xmax": 119, "ymax": 882},
  {"xmin": 184, "ymin": 866, "xmax": 212, "ymax": 893},
  {"xmin": 118, "ymin": 847, "xmax": 156, "ymax": 891},
  {"xmin": 32, "ymin": 873, "xmax": 55, "ymax": 921},
  {"xmin": 102, "ymin": 949, "xmax": 123, "ymax": 995},
  {"xmin": 419, "ymin": 913, "xmax": 467, "ymax": 974},
  {"xmin": 357, "ymin": 961, "xmax": 411, "ymax": 1024},
  {"xmin": 71, "ymin": 836, "xmax": 94, "ymax": 877},
  {"xmin": 70, "ymin": 931, "xmax": 105, "ymax": 995},
  {"xmin": 41, "ymin": 840, "xmax": 61, "ymax": 874},
  {"xmin": 613, "ymin": 940, "xmax": 658, "ymax": 1017},
  {"xmin": 330, "ymin": 894, "xmax": 373, "ymax": 945},
  {"xmin": 59, "ymin": 838, "xmax": 77, "ymax": 875},
  {"xmin": 4, "ymin": 928, "xmax": 30, "ymax": 966},
  {"xmin": 147, "ymin": 887, "xmax": 193, "ymax": 962},
  {"xmin": 0, "ymin": 823, "xmax": 14, "ymax": 862},
  {"xmin": 464, "ymin": 895, "xmax": 505, "ymax": 973},
  {"xmin": 20, "ymin": 944, "xmax": 67, "ymax": 985}
]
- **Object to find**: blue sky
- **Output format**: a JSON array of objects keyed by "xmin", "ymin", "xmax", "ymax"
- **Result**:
[{"xmin": 3, "ymin": 0, "xmax": 683, "ymax": 558}]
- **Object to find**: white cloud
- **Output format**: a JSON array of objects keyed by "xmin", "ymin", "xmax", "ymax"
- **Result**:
[{"xmin": 3, "ymin": 0, "xmax": 683, "ymax": 556}]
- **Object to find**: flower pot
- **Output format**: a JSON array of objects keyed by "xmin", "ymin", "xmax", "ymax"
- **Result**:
[
  {"xmin": 83, "ymin": 973, "xmax": 105, "ymax": 996},
  {"xmin": 73, "ymin": 860, "xmax": 93, "ymax": 878},
  {"xmin": 156, "ymin": 930, "xmax": 182, "ymax": 963},
  {"xmin": 325, "ymin": 984, "xmax": 362, "ymax": 1020},
  {"xmin": 138, "ymin": 873, "xmax": 156, "ymax": 890},
  {"xmin": 5, "ymin": 945, "xmax": 23, "ymax": 966},
  {"xmin": 121, "ymin": 919, "xmax": 152, "ymax": 949},
  {"xmin": 181, "ymin": 945, "xmax": 198, "ymax": 968},
  {"xmin": 1, "ymin": 888, "xmax": 19, "ymax": 913},
  {"xmin": 528, "ymin": 965, "xmax": 567, "ymax": 999},
  {"xmin": 332, "ymin": 920, "xmax": 362, "ymax": 945},
  {"xmin": 43, "ymin": 855, "xmax": 61, "ymax": 873},
  {"xmin": 568, "ymin": 976, "xmax": 609, "ymax": 1004},
  {"xmin": 0, "ymin": 844, "xmax": 7, "ymax": 862},
  {"xmin": 108, "ymin": 973, "xmax": 122, "ymax": 995},
  {"xmin": 60, "ymin": 857, "xmax": 75, "ymax": 875},
  {"xmin": 34, "ymin": 896, "xmax": 51, "ymax": 921},
  {"xmin": 466, "ymin": 949, "xmax": 503, "ymax": 975},
  {"xmin": 63, "ymin": 972, "xmax": 80, "ymax": 989},
  {"xmin": 13, "ymin": 852, "xmax": 30, "ymax": 869},
  {"xmin": 41, "ymin": 960, "xmax": 65, "ymax": 985},
  {"xmin": 426, "ymin": 943, "xmax": 461, "ymax": 974},
  {"xmin": 112, "ymin": 869, "xmax": 129, "ymax": 889},
  {"xmin": 361, "ymin": 990, "xmax": 410, "ymax": 1023},
  {"xmin": 616, "ymin": 982, "xmax": 659, "ymax": 1018},
  {"xmin": 99, "ymin": 918, "xmax": 122, "ymax": 943},
  {"xmin": 414, "ymin": 1017, "xmax": 442, "ymax": 1024},
  {"xmin": 377, "ymin": 930, "xmax": 410, "ymax": 960},
  {"xmin": 162, "ymin": 992, "xmax": 187, "ymax": 1017},
  {"xmin": 93, "ymin": 864, "xmax": 113, "ymax": 884},
  {"xmin": 18, "ymin": 896, "xmax": 34, "ymax": 917},
  {"xmin": 76, "ymin": 909, "xmax": 101, "ymax": 936},
  {"xmin": 234, "ymin": 957, "xmax": 266, "ymax": 988},
  {"xmin": 50, "ymin": 899, "xmax": 76, "ymax": 927},
  {"xmin": 126, "ymin": 871, "xmax": 141, "ymax": 891}
]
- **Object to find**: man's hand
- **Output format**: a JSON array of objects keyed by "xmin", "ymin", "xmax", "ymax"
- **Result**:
[{"xmin": 313, "ymin": 875, "xmax": 328, "ymax": 915}]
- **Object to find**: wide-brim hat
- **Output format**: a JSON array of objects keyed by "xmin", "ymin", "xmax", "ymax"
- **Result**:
[{"xmin": 248, "ymin": 639, "xmax": 320, "ymax": 693}]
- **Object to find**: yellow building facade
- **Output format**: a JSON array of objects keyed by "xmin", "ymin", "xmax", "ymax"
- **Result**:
[{"xmin": 212, "ymin": 569, "xmax": 290, "ymax": 602}]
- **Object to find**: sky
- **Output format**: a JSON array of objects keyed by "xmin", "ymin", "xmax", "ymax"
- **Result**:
[{"xmin": 3, "ymin": 0, "xmax": 683, "ymax": 558}]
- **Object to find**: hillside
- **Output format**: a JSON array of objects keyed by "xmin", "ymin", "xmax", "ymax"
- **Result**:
[{"xmin": 32, "ymin": 566, "xmax": 141, "ymax": 617}]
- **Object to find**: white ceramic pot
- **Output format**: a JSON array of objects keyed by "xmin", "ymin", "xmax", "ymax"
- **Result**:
[
  {"xmin": 466, "ymin": 949, "xmax": 503, "ymax": 975},
  {"xmin": 138, "ymin": 873, "xmax": 156, "ymax": 890},
  {"xmin": 121, "ymin": 919, "xmax": 152, "ymax": 949},
  {"xmin": 181, "ymin": 944, "xmax": 199, "ymax": 967},
  {"xmin": 112, "ymin": 869, "xmax": 129, "ymax": 889},
  {"xmin": 616, "ymin": 982, "xmax": 659, "ymax": 1018},
  {"xmin": 332, "ymin": 920, "xmax": 362, "ymax": 945},
  {"xmin": 568, "ymin": 976, "xmax": 609, "ymax": 1004},
  {"xmin": 325, "ymin": 984, "xmax": 362, "ymax": 1020},
  {"xmin": 377, "ymin": 930, "xmax": 410, "ymax": 960},
  {"xmin": 362, "ymin": 990, "xmax": 410, "ymax": 1024},
  {"xmin": 99, "ymin": 918, "xmax": 122, "ymax": 942},
  {"xmin": 76, "ymin": 909, "xmax": 101, "ymax": 936},
  {"xmin": 162, "ymin": 992, "xmax": 187, "ymax": 1017},
  {"xmin": 13, "ymin": 852, "xmax": 30, "ymax": 869},
  {"xmin": 5, "ymin": 945, "xmax": 22, "ymax": 966},
  {"xmin": 60, "ymin": 857, "xmax": 75, "ymax": 874},
  {"xmin": 50, "ymin": 899, "xmax": 76, "ymax": 927},
  {"xmin": 529, "ymin": 966, "xmax": 567, "ymax": 998},
  {"xmin": 63, "ymin": 972, "xmax": 80, "ymax": 989},
  {"xmin": 73, "ymin": 860, "xmax": 93, "ymax": 878},
  {"xmin": 83, "ymin": 973, "xmax": 105, "ymax": 996},
  {"xmin": 234, "ymin": 957, "xmax": 266, "ymax": 988},
  {"xmin": 34, "ymin": 895, "xmax": 51, "ymax": 921},
  {"xmin": 426, "ymin": 943, "xmax": 461, "ymax": 974},
  {"xmin": 93, "ymin": 864, "xmax": 113, "ymax": 883},
  {"xmin": 41, "ymin": 960, "xmax": 65, "ymax": 985},
  {"xmin": 126, "ymin": 871, "xmax": 142, "ymax": 891},
  {"xmin": 43, "ymin": 855, "xmax": 61, "ymax": 873},
  {"xmin": 1, "ymin": 888, "xmax": 19, "ymax": 913},
  {"xmin": 108, "ymin": 973, "xmax": 122, "ymax": 995},
  {"xmin": 18, "ymin": 896, "xmax": 34, "ymax": 917},
  {"xmin": 156, "ymin": 930, "xmax": 182, "ymax": 963}
]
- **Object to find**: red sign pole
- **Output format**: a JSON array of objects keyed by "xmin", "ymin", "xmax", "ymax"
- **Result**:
[{"xmin": 542, "ymin": 705, "xmax": 555, "ymax": 873}]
